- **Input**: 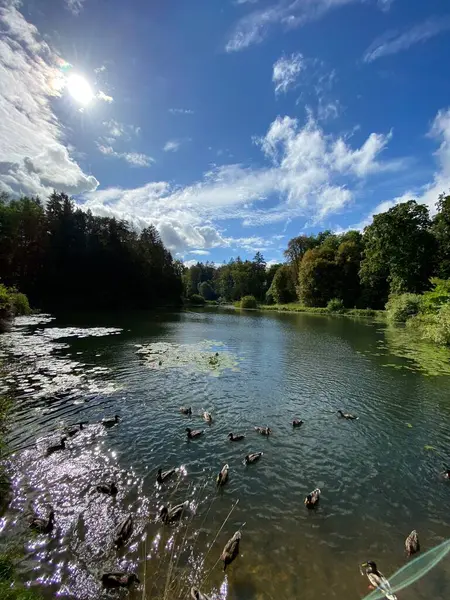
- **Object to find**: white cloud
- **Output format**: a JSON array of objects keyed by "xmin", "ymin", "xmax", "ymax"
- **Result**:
[
  {"xmin": 82, "ymin": 113, "xmax": 403, "ymax": 254},
  {"xmin": 226, "ymin": 0, "xmax": 369, "ymax": 52},
  {"xmin": 97, "ymin": 144, "xmax": 153, "ymax": 168},
  {"xmin": 97, "ymin": 90, "xmax": 113, "ymax": 103},
  {"xmin": 273, "ymin": 53, "xmax": 303, "ymax": 95},
  {"xmin": 189, "ymin": 250, "xmax": 211, "ymax": 256},
  {"xmin": 65, "ymin": 0, "xmax": 86, "ymax": 15},
  {"xmin": 164, "ymin": 140, "xmax": 181, "ymax": 152},
  {"xmin": 352, "ymin": 107, "xmax": 450, "ymax": 230},
  {"xmin": 364, "ymin": 16, "xmax": 450, "ymax": 63},
  {"xmin": 0, "ymin": 3, "xmax": 98, "ymax": 197},
  {"xmin": 168, "ymin": 108, "xmax": 194, "ymax": 115}
]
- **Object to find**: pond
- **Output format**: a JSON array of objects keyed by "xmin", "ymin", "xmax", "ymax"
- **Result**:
[{"xmin": 1, "ymin": 308, "xmax": 450, "ymax": 600}]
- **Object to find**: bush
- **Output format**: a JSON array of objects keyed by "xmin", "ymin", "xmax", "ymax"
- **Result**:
[
  {"xmin": 0, "ymin": 285, "xmax": 12, "ymax": 312},
  {"xmin": 240, "ymin": 295, "xmax": 257, "ymax": 309},
  {"xmin": 9, "ymin": 292, "xmax": 31, "ymax": 316},
  {"xmin": 385, "ymin": 293, "xmax": 422, "ymax": 322},
  {"xmin": 327, "ymin": 298, "xmax": 345, "ymax": 313},
  {"xmin": 188, "ymin": 294, "xmax": 205, "ymax": 306}
]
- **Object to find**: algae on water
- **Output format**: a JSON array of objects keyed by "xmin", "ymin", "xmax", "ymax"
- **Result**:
[{"xmin": 135, "ymin": 340, "xmax": 239, "ymax": 376}]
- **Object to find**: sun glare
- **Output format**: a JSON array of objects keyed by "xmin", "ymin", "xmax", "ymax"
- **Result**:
[{"xmin": 66, "ymin": 74, "xmax": 94, "ymax": 105}]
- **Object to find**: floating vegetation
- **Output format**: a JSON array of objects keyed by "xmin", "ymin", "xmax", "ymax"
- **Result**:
[
  {"xmin": 135, "ymin": 341, "xmax": 239, "ymax": 376},
  {"xmin": 406, "ymin": 423, "xmax": 413, "ymax": 428},
  {"xmin": 423, "ymin": 445, "xmax": 437, "ymax": 452},
  {"xmin": 369, "ymin": 324, "xmax": 450, "ymax": 377}
]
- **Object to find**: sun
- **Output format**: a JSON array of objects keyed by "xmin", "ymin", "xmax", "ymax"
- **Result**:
[{"xmin": 66, "ymin": 74, "xmax": 94, "ymax": 105}]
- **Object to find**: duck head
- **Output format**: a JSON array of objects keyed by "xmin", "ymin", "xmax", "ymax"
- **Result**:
[{"xmin": 361, "ymin": 561, "xmax": 377, "ymax": 573}]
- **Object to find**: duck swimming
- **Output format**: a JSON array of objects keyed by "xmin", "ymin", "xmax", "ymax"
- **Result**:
[
  {"xmin": 102, "ymin": 415, "xmax": 120, "ymax": 427},
  {"xmin": 46, "ymin": 437, "xmax": 67, "ymax": 456},
  {"xmin": 338, "ymin": 410, "xmax": 358, "ymax": 420},
  {"xmin": 293, "ymin": 419, "xmax": 304, "ymax": 428},
  {"xmin": 255, "ymin": 426, "xmax": 272, "ymax": 436},
  {"xmin": 244, "ymin": 452, "xmax": 263, "ymax": 464},
  {"xmin": 221, "ymin": 530, "xmax": 241, "ymax": 571},
  {"xmin": 186, "ymin": 427, "xmax": 204, "ymax": 439},
  {"xmin": 96, "ymin": 482, "xmax": 118, "ymax": 496},
  {"xmin": 441, "ymin": 464, "xmax": 450, "ymax": 479},
  {"xmin": 180, "ymin": 407, "xmax": 192, "ymax": 415},
  {"xmin": 65, "ymin": 422, "xmax": 85, "ymax": 437},
  {"xmin": 114, "ymin": 514, "xmax": 133, "ymax": 547},
  {"xmin": 203, "ymin": 411, "xmax": 213, "ymax": 423},
  {"xmin": 101, "ymin": 573, "xmax": 140, "ymax": 589},
  {"xmin": 29, "ymin": 509, "xmax": 55, "ymax": 534},
  {"xmin": 191, "ymin": 587, "xmax": 211, "ymax": 600},
  {"xmin": 228, "ymin": 432, "xmax": 245, "ymax": 441},
  {"xmin": 405, "ymin": 530, "xmax": 420, "ymax": 556},
  {"xmin": 360, "ymin": 561, "xmax": 397, "ymax": 600},
  {"xmin": 157, "ymin": 467, "xmax": 176, "ymax": 484},
  {"xmin": 304, "ymin": 488, "xmax": 321, "ymax": 508},
  {"xmin": 159, "ymin": 501, "xmax": 189, "ymax": 523},
  {"xmin": 216, "ymin": 464, "xmax": 229, "ymax": 487}
]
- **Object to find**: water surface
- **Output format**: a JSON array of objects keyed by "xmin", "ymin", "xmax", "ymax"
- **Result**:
[{"xmin": 1, "ymin": 308, "xmax": 450, "ymax": 600}]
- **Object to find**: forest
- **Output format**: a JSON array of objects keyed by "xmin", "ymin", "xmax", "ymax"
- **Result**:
[
  {"xmin": 0, "ymin": 192, "xmax": 183, "ymax": 310},
  {"xmin": 183, "ymin": 194, "xmax": 450, "ymax": 311}
]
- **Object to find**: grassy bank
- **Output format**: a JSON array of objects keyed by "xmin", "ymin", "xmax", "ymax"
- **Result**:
[{"xmin": 258, "ymin": 303, "xmax": 385, "ymax": 318}]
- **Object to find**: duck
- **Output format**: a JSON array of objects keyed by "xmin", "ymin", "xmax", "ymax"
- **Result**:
[
  {"xmin": 65, "ymin": 422, "xmax": 85, "ymax": 437},
  {"xmin": 216, "ymin": 464, "xmax": 229, "ymax": 487},
  {"xmin": 228, "ymin": 432, "xmax": 245, "ymax": 441},
  {"xmin": 360, "ymin": 561, "xmax": 397, "ymax": 600},
  {"xmin": 186, "ymin": 427, "xmax": 204, "ymax": 439},
  {"xmin": 304, "ymin": 488, "xmax": 321, "ymax": 508},
  {"xmin": 96, "ymin": 482, "xmax": 118, "ymax": 496},
  {"xmin": 102, "ymin": 415, "xmax": 120, "ymax": 427},
  {"xmin": 46, "ymin": 437, "xmax": 67, "ymax": 456},
  {"xmin": 221, "ymin": 530, "xmax": 241, "ymax": 571},
  {"xmin": 101, "ymin": 573, "xmax": 140, "ymax": 589},
  {"xmin": 114, "ymin": 514, "xmax": 133, "ymax": 547},
  {"xmin": 405, "ymin": 530, "xmax": 420, "ymax": 556},
  {"xmin": 191, "ymin": 587, "xmax": 211, "ymax": 600},
  {"xmin": 157, "ymin": 467, "xmax": 176, "ymax": 485},
  {"xmin": 293, "ymin": 419, "xmax": 304, "ymax": 428},
  {"xmin": 338, "ymin": 410, "xmax": 358, "ymax": 420},
  {"xmin": 159, "ymin": 501, "xmax": 189, "ymax": 523},
  {"xmin": 203, "ymin": 411, "xmax": 213, "ymax": 423},
  {"xmin": 244, "ymin": 452, "xmax": 263, "ymax": 464},
  {"xmin": 255, "ymin": 426, "xmax": 272, "ymax": 436},
  {"xmin": 180, "ymin": 406, "xmax": 192, "ymax": 415},
  {"xmin": 441, "ymin": 464, "xmax": 450, "ymax": 479},
  {"xmin": 29, "ymin": 509, "xmax": 55, "ymax": 534}
]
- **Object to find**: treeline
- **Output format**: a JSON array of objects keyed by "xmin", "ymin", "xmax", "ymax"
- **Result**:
[
  {"xmin": 183, "ymin": 194, "xmax": 450, "ymax": 310},
  {"xmin": 0, "ymin": 192, "xmax": 183, "ymax": 310}
]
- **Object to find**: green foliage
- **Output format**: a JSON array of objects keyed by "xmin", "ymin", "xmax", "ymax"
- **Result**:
[
  {"xmin": 0, "ymin": 285, "xmax": 12, "ymax": 312},
  {"xmin": 8, "ymin": 292, "xmax": 30, "ymax": 316},
  {"xmin": 431, "ymin": 193, "xmax": 450, "ymax": 278},
  {"xmin": 386, "ymin": 293, "xmax": 422, "ymax": 322},
  {"xmin": 298, "ymin": 247, "xmax": 337, "ymax": 307},
  {"xmin": 188, "ymin": 294, "xmax": 205, "ymax": 305},
  {"xmin": 420, "ymin": 278, "xmax": 450, "ymax": 313},
  {"xmin": 360, "ymin": 200, "xmax": 435, "ymax": 302},
  {"xmin": 240, "ymin": 295, "xmax": 257, "ymax": 309},
  {"xmin": 0, "ymin": 192, "xmax": 182, "ymax": 310},
  {"xmin": 0, "ymin": 553, "xmax": 42, "ymax": 600},
  {"xmin": 327, "ymin": 298, "xmax": 345, "ymax": 313},
  {"xmin": 265, "ymin": 289, "xmax": 275, "ymax": 305},
  {"xmin": 269, "ymin": 265, "xmax": 297, "ymax": 304},
  {"xmin": 198, "ymin": 280, "xmax": 216, "ymax": 301},
  {"xmin": 409, "ymin": 303, "xmax": 450, "ymax": 346}
]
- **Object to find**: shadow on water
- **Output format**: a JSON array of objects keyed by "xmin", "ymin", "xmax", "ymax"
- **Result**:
[{"xmin": 1, "ymin": 309, "xmax": 450, "ymax": 599}]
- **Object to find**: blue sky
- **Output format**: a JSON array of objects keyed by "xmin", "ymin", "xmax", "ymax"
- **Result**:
[{"xmin": 1, "ymin": 0, "xmax": 450, "ymax": 265}]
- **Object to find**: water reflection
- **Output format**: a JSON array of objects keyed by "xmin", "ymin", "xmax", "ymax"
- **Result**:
[{"xmin": 1, "ymin": 310, "xmax": 450, "ymax": 600}]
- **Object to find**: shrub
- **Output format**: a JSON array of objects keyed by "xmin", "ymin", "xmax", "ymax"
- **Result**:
[
  {"xmin": 0, "ymin": 285, "xmax": 12, "ymax": 312},
  {"xmin": 240, "ymin": 295, "xmax": 257, "ymax": 309},
  {"xmin": 188, "ymin": 294, "xmax": 205, "ymax": 306},
  {"xmin": 327, "ymin": 298, "xmax": 345, "ymax": 313},
  {"xmin": 409, "ymin": 303, "xmax": 450, "ymax": 346},
  {"xmin": 9, "ymin": 292, "xmax": 31, "ymax": 316},
  {"xmin": 385, "ymin": 293, "xmax": 422, "ymax": 322}
]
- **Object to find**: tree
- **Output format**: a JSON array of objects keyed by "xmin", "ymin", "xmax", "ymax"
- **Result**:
[
  {"xmin": 268, "ymin": 265, "xmax": 296, "ymax": 304},
  {"xmin": 360, "ymin": 200, "xmax": 435, "ymax": 303},
  {"xmin": 431, "ymin": 193, "xmax": 450, "ymax": 278},
  {"xmin": 198, "ymin": 281, "xmax": 216, "ymax": 300},
  {"xmin": 298, "ymin": 247, "xmax": 338, "ymax": 307}
]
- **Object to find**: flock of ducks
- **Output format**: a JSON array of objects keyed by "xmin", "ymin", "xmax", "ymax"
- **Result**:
[{"xmin": 29, "ymin": 405, "xmax": 433, "ymax": 600}]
